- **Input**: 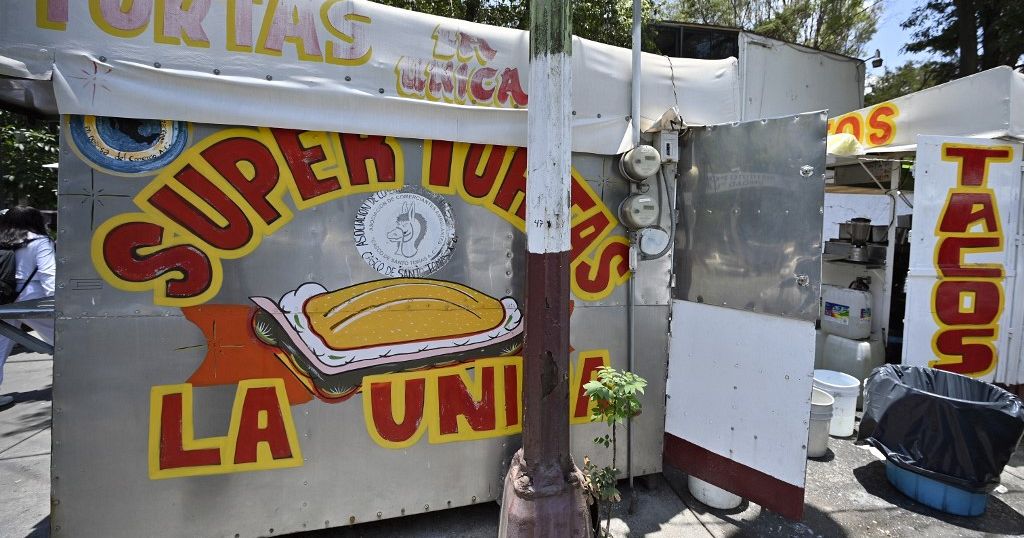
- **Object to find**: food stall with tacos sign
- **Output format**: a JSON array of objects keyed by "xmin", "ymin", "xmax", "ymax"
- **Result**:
[
  {"xmin": 0, "ymin": 1, "xmax": 831, "ymax": 535},
  {"xmin": 824, "ymin": 66, "xmax": 1024, "ymax": 386}
]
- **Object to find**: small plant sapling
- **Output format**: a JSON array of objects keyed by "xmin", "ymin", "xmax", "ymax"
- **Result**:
[{"xmin": 582, "ymin": 366, "xmax": 647, "ymax": 537}]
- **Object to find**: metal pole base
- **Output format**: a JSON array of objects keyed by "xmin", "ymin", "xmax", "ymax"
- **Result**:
[{"xmin": 498, "ymin": 449, "xmax": 593, "ymax": 538}]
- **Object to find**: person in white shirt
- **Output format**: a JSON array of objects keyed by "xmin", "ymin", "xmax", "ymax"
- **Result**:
[{"xmin": 0, "ymin": 207, "xmax": 55, "ymax": 408}]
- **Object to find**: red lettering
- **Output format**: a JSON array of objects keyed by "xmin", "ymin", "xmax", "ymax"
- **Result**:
[
  {"xmin": 102, "ymin": 221, "xmax": 213, "ymax": 299},
  {"xmin": 369, "ymin": 379, "xmax": 426, "ymax": 443},
  {"xmin": 939, "ymin": 192, "xmax": 999, "ymax": 233},
  {"xmin": 573, "ymin": 355, "xmax": 607, "ymax": 419},
  {"xmin": 943, "ymin": 146, "xmax": 1013, "ymax": 187},
  {"xmin": 935, "ymin": 280, "xmax": 1000, "ymax": 326},
  {"xmin": 463, "ymin": 145, "xmax": 507, "ymax": 199},
  {"xmin": 427, "ymin": 140, "xmax": 455, "ymax": 189},
  {"xmin": 437, "ymin": 367, "xmax": 496, "ymax": 435},
  {"xmin": 339, "ymin": 134, "xmax": 398, "ymax": 185},
  {"xmin": 493, "ymin": 148, "xmax": 527, "ymax": 220},
  {"xmin": 159, "ymin": 392, "xmax": 221, "ymax": 470},
  {"xmin": 570, "ymin": 175, "xmax": 598, "ymax": 214},
  {"xmin": 271, "ymin": 129, "xmax": 340, "ymax": 200},
  {"xmin": 936, "ymin": 236, "xmax": 1003, "ymax": 278},
  {"xmin": 495, "ymin": 68, "xmax": 528, "ymax": 107},
  {"xmin": 201, "ymin": 137, "xmax": 283, "ymax": 226},
  {"xmin": 866, "ymin": 105, "xmax": 897, "ymax": 146},
  {"xmin": 233, "ymin": 386, "xmax": 293, "ymax": 464},
  {"xmin": 503, "ymin": 364, "xmax": 519, "ymax": 427},
  {"xmin": 571, "ymin": 211, "xmax": 612, "ymax": 260},
  {"xmin": 469, "ymin": 67, "xmax": 497, "ymax": 103},
  {"xmin": 148, "ymin": 165, "xmax": 254, "ymax": 250},
  {"xmin": 574, "ymin": 241, "xmax": 630, "ymax": 295},
  {"xmin": 934, "ymin": 328, "xmax": 996, "ymax": 375},
  {"xmin": 834, "ymin": 115, "xmax": 862, "ymax": 140}
]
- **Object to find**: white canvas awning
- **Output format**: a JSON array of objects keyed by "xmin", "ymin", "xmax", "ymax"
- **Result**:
[
  {"xmin": 0, "ymin": 0, "xmax": 741, "ymax": 155},
  {"xmin": 828, "ymin": 66, "xmax": 1024, "ymax": 154}
]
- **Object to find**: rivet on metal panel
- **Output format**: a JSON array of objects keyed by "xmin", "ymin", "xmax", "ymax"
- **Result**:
[
  {"xmin": 268, "ymin": 528, "xmax": 274, "ymax": 534},
  {"xmin": 802, "ymin": 444, "xmax": 807, "ymax": 449},
  {"xmin": 472, "ymin": 496, "xmax": 477, "ymax": 503},
  {"xmin": 303, "ymin": 481, "xmax": 308, "ymax": 486},
  {"xmin": 819, "ymin": 206, "xmax": 824, "ymax": 214},
  {"xmin": 506, "ymin": 251, "xmax": 512, "ymax": 258},
  {"xmin": 98, "ymin": 55, "xmax": 106, "ymax": 62},
  {"xmin": 800, "ymin": 165, "xmax": 815, "ymax": 177},
  {"xmin": 506, "ymin": 289, "xmax": 512, "ymax": 294},
  {"xmin": 154, "ymin": 62, "xmax": 161, "ymax": 68},
  {"xmin": 349, "ymin": 516, "xmax": 356, "ymax": 524},
  {"xmin": 377, "ymin": 511, "xmax": 383, "ymax": 519},
  {"xmin": 345, "ymin": 76, "xmax": 352, "ymax": 81},
  {"xmin": 302, "ymin": 502, "xmax": 307, "ymax": 507},
  {"xmin": 424, "ymin": 504, "xmax": 430, "ymax": 511},
  {"xmin": 572, "ymin": 110, "xmax": 576, "ymax": 115},
  {"xmin": 325, "ymin": 520, "xmax": 330, "ymax": 527},
  {"xmin": 378, "ymin": 88, "xmax": 385, "ymax": 94},
  {"xmin": 213, "ymin": 68, "xmax": 221, "ymax": 75},
  {"xmin": 754, "ymin": 435, "xmax": 758, "ymax": 440},
  {"xmin": 134, "ymin": 309, "xmax": 140, "ymax": 314},
  {"xmin": 597, "ymin": 113, "xmax": 602, "ymax": 118},
  {"xmin": 625, "ymin": 116, "xmax": 630, "ymax": 122},
  {"xmin": 505, "ymin": 270, "xmax": 512, "ymax": 276},
  {"xmin": 266, "ymin": 75, "xmax": 273, "ymax": 80},
  {"xmin": 401, "ymin": 508, "xmax": 406, "ymax": 515},
  {"xmin": 447, "ymin": 500, "xmax": 452, "ymax": 507}
]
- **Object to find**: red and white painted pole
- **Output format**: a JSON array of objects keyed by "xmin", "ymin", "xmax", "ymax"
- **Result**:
[{"xmin": 498, "ymin": 0, "xmax": 591, "ymax": 536}]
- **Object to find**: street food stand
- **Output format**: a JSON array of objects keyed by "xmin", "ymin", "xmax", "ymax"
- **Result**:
[
  {"xmin": 1, "ymin": 1, "xmax": 831, "ymax": 535},
  {"xmin": 825, "ymin": 66, "xmax": 1024, "ymax": 385}
]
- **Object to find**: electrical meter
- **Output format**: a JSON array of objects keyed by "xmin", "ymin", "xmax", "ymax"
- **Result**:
[
  {"xmin": 619, "ymin": 145, "xmax": 662, "ymax": 182},
  {"xmin": 618, "ymin": 193, "xmax": 659, "ymax": 230}
]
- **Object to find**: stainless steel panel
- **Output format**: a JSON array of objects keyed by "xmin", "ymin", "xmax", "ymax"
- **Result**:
[
  {"xmin": 673, "ymin": 113, "xmax": 826, "ymax": 321},
  {"xmin": 52, "ymin": 119, "xmax": 670, "ymax": 537}
]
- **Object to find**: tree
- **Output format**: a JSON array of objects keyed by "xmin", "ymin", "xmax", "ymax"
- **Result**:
[
  {"xmin": 664, "ymin": 0, "xmax": 881, "ymax": 57},
  {"xmin": 373, "ymin": 0, "xmax": 662, "ymax": 49},
  {"xmin": 864, "ymin": 61, "xmax": 950, "ymax": 105},
  {"xmin": 0, "ymin": 110, "xmax": 58, "ymax": 210},
  {"xmin": 903, "ymin": 0, "xmax": 1024, "ymax": 83}
]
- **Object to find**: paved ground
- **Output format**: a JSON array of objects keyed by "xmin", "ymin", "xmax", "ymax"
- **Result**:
[{"xmin": 2, "ymin": 352, "xmax": 1023, "ymax": 537}]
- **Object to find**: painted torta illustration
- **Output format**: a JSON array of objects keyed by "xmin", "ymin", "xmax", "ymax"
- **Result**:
[{"xmin": 250, "ymin": 278, "xmax": 524, "ymax": 399}]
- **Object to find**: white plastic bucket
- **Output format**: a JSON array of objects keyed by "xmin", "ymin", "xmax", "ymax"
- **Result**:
[
  {"xmin": 813, "ymin": 369, "xmax": 860, "ymax": 437},
  {"xmin": 807, "ymin": 388, "xmax": 834, "ymax": 458},
  {"xmin": 687, "ymin": 475, "xmax": 742, "ymax": 510}
]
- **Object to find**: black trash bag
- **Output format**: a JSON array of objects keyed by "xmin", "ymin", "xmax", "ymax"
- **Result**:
[{"xmin": 858, "ymin": 365, "xmax": 1024, "ymax": 493}]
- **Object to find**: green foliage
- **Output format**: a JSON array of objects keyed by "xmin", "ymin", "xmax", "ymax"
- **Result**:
[
  {"xmin": 582, "ymin": 366, "xmax": 647, "ymax": 537},
  {"xmin": 664, "ymin": 0, "xmax": 881, "ymax": 57},
  {"xmin": 902, "ymin": 0, "xmax": 1024, "ymax": 83},
  {"xmin": 0, "ymin": 110, "xmax": 59, "ymax": 209},
  {"xmin": 372, "ymin": 0, "xmax": 662, "ymax": 49},
  {"xmin": 865, "ymin": 61, "xmax": 950, "ymax": 105},
  {"xmin": 584, "ymin": 366, "xmax": 647, "ymax": 427}
]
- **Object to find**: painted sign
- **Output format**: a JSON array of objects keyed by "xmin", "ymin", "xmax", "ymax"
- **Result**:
[
  {"xmin": 2, "ymin": 1, "xmax": 739, "ymax": 155},
  {"xmin": 827, "ymin": 101, "xmax": 899, "ymax": 148},
  {"xmin": 904, "ymin": 136, "xmax": 1022, "ymax": 381},
  {"xmin": 72, "ymin": 116, "xmax": 636, "ymax": 482}
]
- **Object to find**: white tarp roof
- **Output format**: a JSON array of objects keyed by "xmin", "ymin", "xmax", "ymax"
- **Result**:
[
  {"xmin": 828, "ymin": 66, "xmax": 1024, "ymax": 153},
  {"xmin": 0, "ymin": 0, "xmax": 740, "ymax": 155}
]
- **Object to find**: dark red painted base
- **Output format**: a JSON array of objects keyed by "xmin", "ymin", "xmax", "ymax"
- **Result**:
[{"xmin": 663, "ymin": 433, "xmax": 805, "ymax": 520}]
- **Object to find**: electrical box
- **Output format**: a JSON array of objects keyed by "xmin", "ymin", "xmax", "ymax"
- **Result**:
[
  {"xmin": 618, "ymin": 193, "xmax": 660, "ymax": 230},
  {"xmin": 656, "ymin": 131, "xmax": 680, "ymax": 163}
]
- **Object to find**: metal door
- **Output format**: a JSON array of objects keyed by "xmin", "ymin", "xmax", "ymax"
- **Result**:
[{"xmin": 664, "ymin": 112, "xmax": 826, "ymax": 519}]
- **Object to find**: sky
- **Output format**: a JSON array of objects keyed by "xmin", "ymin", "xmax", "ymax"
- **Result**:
[{"xmin": 863, "ymin": 0, "xmax": 936, "ymax": 73}]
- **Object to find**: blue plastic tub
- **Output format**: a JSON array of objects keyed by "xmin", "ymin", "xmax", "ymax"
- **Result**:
[{"xmin": 885, "ymin": 461, "xmax": 988, "ymax": 516}]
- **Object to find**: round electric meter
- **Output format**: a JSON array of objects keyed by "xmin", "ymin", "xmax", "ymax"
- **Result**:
[
  {"xmin": 618, "ymin": 193, "xmax": 659, "ymax": 230},
  {"xmin": 619, "ymin": 145, "xmax": 662, "ymax": 182}
]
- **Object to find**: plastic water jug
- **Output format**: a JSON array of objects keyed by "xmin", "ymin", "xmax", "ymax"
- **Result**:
[{"xmin": 821, "ymin": 285, "xmax": 872, "ymax": 340}]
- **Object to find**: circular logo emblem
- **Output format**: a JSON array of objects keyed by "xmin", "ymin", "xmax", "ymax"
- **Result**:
[
  {"xmin": 67, "ymin": 115, "xmax": 190, "ymax": 175},
  {"xmin": 354, "ymin": 190, "xmax": 456, "ymax": 277}
]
